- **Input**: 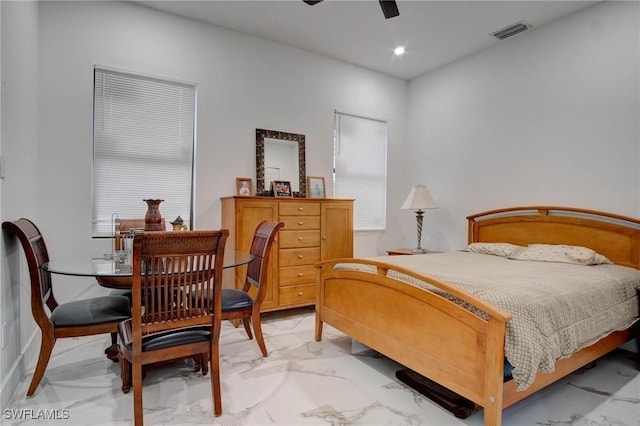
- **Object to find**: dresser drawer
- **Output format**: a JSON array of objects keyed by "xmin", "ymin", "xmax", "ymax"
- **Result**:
[
  {"xmin": 278, "ymin": 283, "xmax": 316, "ymax": 306},
  {"xmin": 279, "ymin": 230, "xmax": 321, "ymax": 248},
  {"xmin": 280, "ymin": 216, "xmax": 320, "ymax": 230},
  {"xmin": 279, "ymin": 202, "xmax": 320, "ymax": 216},
  {"xmin": 279, "ymin": 247, "xmax": 320, "ymax": 267},
  {"xmin": 279, "ymin": 265, "xmax": 317, "ymax": 285}
]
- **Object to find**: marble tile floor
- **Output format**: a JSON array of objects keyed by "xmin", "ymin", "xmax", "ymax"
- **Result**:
[{"xmin": 3, "ymin": 307, "xmax": 639, "ymax": 426}]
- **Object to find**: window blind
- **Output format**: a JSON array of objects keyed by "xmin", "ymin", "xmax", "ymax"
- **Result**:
[
  {"xmin": 92, "ymin": 68, "xmax": 196, "ymax": 236},
  {"xmin": 333, "ymin": 112, "xmax": 387, "ymax": 230}
]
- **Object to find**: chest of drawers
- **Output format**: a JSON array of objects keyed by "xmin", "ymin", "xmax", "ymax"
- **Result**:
[{"xmin": 221, "ymin": 196, "xmax": 353, "ymax": 312}]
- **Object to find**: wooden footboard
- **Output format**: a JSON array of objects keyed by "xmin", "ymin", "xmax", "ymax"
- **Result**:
[{"xmin": 315, "ymin": 258, "xmax": 512, "ymax": 426}]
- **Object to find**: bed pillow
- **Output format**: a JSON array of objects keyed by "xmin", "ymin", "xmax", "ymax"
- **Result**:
[
  {"xmin": 466, "ymin": 242, "xmax": 525, "ymax": 258},
  {"xmin": 510, "ymin": 244, "xmax": 612, "ymax": 265}
]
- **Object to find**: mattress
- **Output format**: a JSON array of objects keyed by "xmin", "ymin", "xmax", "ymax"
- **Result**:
[{"xmin": 337, "ymin": 251, "xmax": 640, "ymax": 390}]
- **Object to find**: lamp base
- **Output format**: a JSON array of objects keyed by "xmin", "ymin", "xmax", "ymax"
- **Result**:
[{"xmin": 412, "ymin": 247, "xmax": 427, "ymax": 254}]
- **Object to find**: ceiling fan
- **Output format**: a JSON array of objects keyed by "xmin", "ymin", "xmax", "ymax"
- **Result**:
[{"xmin": 303, "ymin": 0, "xmax": 400, "ymax": 19}]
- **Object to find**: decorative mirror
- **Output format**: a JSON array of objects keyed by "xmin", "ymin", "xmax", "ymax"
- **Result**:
[{"xmin": 256, "ymin": 129, "xmax": 306, "ymax": 197}]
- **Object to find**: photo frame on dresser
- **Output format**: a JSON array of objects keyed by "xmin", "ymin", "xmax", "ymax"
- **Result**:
[
  {"xmin": 271, "ymin": 180, "xmax": 292, "ymax": 197},
  {"xmin": 307, "ymin": 176, "xmax": 326, "ymax": 198},
  {"xmin": 236, "ymin": 177, "xmax": 253, "ymax": 196}
]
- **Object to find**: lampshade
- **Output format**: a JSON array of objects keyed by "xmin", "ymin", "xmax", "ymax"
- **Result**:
[{"xmin": 401, "ymin": 184, "xmax": 438, "ymax": 211}]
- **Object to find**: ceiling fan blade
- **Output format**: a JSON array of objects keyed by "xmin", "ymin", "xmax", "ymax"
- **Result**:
[
  {"xmin": 303, "ymin": 0, "xmax": 398, "ymax": 19},
  {"xmin": 378, "ymin": 0, "xmax": 399, "ymax": 19}
]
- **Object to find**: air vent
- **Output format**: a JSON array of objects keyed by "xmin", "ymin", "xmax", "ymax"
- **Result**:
[{"xmin": 491, "ymin": 21, "xmax": 532, "ymax": 40}]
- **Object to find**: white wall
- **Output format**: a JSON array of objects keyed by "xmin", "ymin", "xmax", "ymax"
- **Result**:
[
  {"xmin": 407, "ymin": 1, "xmax": 640, "ymax": 251},
  {"xmin": 0, "ymin": 0, "xmax": 41, "ymax": 410},
  {"xmin": 36, "ymin": 1, "xmax": 408, "ymax": 263},
  {"xmin": 0, "ymin": 0, "xmax": 408, "ymax": 406}
]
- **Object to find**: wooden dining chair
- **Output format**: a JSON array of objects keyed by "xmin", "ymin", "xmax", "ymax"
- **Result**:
[
  {"xmin": 221, "ymin": 221, "xmax": 283, "ymax": 356},
  {"xmin": 117, "ymin": 230, "xmax": 228, "ymax": 425},
  {"xmin": 1, "ymin": 218, "xmax": 131, "ymax": 396},
  {"xmin": 114, "ymin": 218, "xmax": 166, "ymax": 252},
  {"xmin": 108, "ymin": 218, "xmax": 166, "ymax": 300}
]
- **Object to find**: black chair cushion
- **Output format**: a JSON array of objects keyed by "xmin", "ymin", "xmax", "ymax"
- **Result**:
[
  {"xmin": 51, "ymin": 295, "xmax": 131, "ymax": 327},
  {"xmin": 110, "ymin": 289, "xmax": 133, "ymax": 302},
  {"xmin": 221, "ymin": 288, "xmax": 253, "ymax": 312},
  {"xmin": 120, "ymin": 325, "xmax": 211, "ymax": 352}
]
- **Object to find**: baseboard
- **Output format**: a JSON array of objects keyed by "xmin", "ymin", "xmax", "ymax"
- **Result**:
[{"xmin": 0, "ymin": 330, "xmax": 38, "ymax": 410}]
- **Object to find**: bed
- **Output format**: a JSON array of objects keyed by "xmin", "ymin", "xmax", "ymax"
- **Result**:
[{"xmin": 314, "ymin": 206, "xmax": 640, "ymax": 426}]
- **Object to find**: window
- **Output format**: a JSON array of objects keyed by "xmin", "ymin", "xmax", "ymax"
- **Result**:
[
  {"xmin": 92, "ymin": 68, "xmax": 196, "ymax": 236},
  {"xmin": 333, "ymin": 111, "xmax": 387, "ymax": 230}
]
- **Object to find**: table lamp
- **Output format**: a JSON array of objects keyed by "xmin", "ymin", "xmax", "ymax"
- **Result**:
[{"xmin": 401, "ymin": 184, "xmax": 438, "ymax": 253}]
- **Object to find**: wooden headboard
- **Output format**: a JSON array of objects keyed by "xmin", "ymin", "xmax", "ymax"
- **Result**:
[{"xmin": 467, "ymin": 206, "xmax": 640, "ymax": 269}]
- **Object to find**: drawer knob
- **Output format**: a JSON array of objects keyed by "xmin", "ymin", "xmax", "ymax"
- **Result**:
[
  {"xmin": 297, "ymin": 273, "xmax": 303, "ymax": 277},
  {"xmin": 297, "ymin": 291, "xmax": 303, "ymax": 296},
  {"xmin": 298, "ymin": 237, "xmax": 304, "ymax": 241},
  {"xmin": 298, "ymin": 207, "xmax": 304, "ymax": 211},
  {"xmin": 298, "ymin": 221, "xmax": 304, "ymax": 225},
  {"xmin": 297, "ymin": 254, "xmax": 304, "ymax": 259}
]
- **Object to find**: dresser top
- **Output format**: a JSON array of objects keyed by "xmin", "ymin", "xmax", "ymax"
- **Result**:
[{"xmin": 221, "ymin": 196, "xmax": 354, "ymax": 201}]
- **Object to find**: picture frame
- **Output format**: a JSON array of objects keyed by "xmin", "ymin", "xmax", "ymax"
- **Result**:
[
  {"xmin": 271, "ymin": 180, "xmax": 293, "ymax": 198},
  {"xmin": 307, "ymin": 176, "xmax": 326, "ymax": 198},
  {"xmin": 236, "ymin": 177, "xmax": 253, "ymax": 196}
]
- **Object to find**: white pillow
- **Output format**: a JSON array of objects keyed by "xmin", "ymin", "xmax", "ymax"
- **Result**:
[
  {"xmin": 466, "ymin": 242, "xmax": 525, "ymax": 258},
  {"xmin": 510, "ymin": 244, "xmax": 612, "ymax": 265}
]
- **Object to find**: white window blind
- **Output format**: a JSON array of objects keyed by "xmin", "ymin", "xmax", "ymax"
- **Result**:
[
  {"xmin": 333, "ymin": 112, "xmax": 387, "ymax": 230},
  {"xmin": 92, "ymin": 68, "xmax": 196, "ymax": 236}
]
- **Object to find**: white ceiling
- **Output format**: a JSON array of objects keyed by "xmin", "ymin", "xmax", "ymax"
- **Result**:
[{"xmin": 137, "ymin": 0, "xmax": 598, "ymax": 80}]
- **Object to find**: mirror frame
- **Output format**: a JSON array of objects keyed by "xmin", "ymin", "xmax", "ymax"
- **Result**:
[{"xmin": 256, "ymin": 128, "xmax": 306, "ymax": 197}]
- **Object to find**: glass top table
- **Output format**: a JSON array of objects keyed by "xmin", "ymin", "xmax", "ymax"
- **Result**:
[{"xmin": 42, "ymin": 248, "xmax": 253, "ymax": 289}]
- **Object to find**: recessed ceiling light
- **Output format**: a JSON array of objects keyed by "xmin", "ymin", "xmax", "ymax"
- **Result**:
[{"xmin": 394, "ymin": 46, "xmax": 405, "ymax": 56}]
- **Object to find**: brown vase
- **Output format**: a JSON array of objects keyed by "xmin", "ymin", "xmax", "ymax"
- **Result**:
[{"xmin": 143, "ymin": 199, "xmax": 164, "ymax": 231}]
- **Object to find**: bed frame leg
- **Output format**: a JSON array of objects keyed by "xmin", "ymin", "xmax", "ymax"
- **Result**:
[
  {"xmin": 315, "ymin": 314, "xmax": 323, "ymax": 341},
  {"xmin": 483, "ymin": 404, "xmax": 502, "ymax": 426}
]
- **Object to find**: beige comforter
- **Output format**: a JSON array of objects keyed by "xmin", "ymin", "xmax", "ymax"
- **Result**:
[{"xmin": 344, "ymin": 252, "xmax": 640, "ymax": 390}]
